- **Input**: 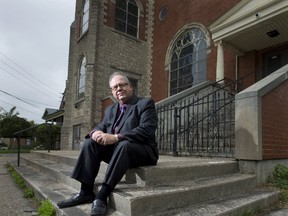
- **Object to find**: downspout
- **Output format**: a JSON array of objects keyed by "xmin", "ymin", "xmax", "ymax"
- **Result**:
[{"xmin": 235, "ymin": 54, "xmax": 239, "ymax": 92}]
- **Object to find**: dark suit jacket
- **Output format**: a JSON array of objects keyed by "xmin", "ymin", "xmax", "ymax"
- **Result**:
[{"xmin": 91, "ymin": 95, "xmax": 158, "ymax": 153}]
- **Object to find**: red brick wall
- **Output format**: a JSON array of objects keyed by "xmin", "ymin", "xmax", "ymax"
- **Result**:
[
  {"xmin": 238, "ymin": 51, "xmax": 257, "ymax": 89},
  {"xmin": 223, "ymin": 46, "xmax": 237, "ymax": 81},
  {"xmin": 262, "ymin": 80, "xmax": 288, "ymax": 159},
  {"xmin": 151, "ymin": 0, "xmax": 241, "ymax": 102},
  {"xmin": 101, "ymin": 97, "xmax": 114, "ymax": 119}
]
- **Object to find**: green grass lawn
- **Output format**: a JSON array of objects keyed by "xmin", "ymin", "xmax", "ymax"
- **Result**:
[{"xmin": 0, "ymin": 149, "xmax": 31, "ymax": 154}]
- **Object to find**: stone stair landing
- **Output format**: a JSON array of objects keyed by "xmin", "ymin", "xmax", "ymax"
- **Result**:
[{"xmin": 9, "ymin": 150, "xmax": 280, "ymax": 216}]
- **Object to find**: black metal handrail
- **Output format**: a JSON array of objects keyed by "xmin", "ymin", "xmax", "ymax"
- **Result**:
[
  {"xmin": 155, "ymin": 73, "xmax": 254, "ymax": 157},
  {"xmin": 13, "ymin": 122, "xmax": 52, "ymax": 166},
  {"xmin": 176, "ymin": 83, "xmax": 235, "ymax": 157}
]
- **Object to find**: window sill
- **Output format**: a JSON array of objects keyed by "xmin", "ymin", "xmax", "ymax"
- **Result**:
[
  {"xmin": 74, "ymin": 98, "xmax": 85, "ymax": 108},
  {"xmin": 111, "ymin": 28, "xmax": 142, "ymax": 43},
  {"xmin": 77, "ymin": 29, "xmax": 89, "ymax": 42}
]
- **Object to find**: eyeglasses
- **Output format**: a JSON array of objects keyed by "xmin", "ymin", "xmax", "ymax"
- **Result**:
[{"xmin": 110, "ymin": 83, "xmax": 129, "ymax": 91}]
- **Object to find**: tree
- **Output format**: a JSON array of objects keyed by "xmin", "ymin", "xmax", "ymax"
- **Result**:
[
  {"xmin": 0, "ymin": 107, "xmax": 34, "ymax": 138},
  {"xmin": 0, "ymin": 107, "xmax": 61, "ymax": 149},
  {"xmin": 0, "ymin": 106, "xmax": 19, "ymax": 120},
  {"xmin": 35, "ymin": 123, "xmax": 61, "ymax": 150}
]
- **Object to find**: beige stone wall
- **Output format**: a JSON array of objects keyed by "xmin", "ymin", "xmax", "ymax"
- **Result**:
[{"xmin": 61, "ymin": 0, "xmax": 153, "ymax": 150}]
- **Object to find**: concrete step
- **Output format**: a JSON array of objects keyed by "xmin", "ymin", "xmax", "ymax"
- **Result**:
[
  {"xmin": 110, "ymin": 174, "xmax": 258, "ymax": 216},
  {"xmin": 150, "ymin": 188, "xmax": 279, "ymax": 216},
  {"xmin": 21, "ymin": 151, "xmax": 239, "ymax": 187},
  {"xmin": 9, "ymin": 160, "xmax": 119, "ymax": 216},
  {"xmin": 10, "ymin": 151, "xmax": 280, "ymax": 216},
  {"xmin": 10, "ymin": 158, "xmax": 261, "ymax": 216}
]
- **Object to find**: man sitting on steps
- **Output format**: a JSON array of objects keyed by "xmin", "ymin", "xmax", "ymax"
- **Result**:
[{"xmin": 57, "ymin": 72, "xmax": 159, "ymax": 216}]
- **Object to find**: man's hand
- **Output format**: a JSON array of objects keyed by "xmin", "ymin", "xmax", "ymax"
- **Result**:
[
  {"xmin": 91, "ymin": 131, "xmax": 104, "ymax": 142},
  {"xmin": 92, "ymin": 131, "xmax": 118, "ymax": 145}
]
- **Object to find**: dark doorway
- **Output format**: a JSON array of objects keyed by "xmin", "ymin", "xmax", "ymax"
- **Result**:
[
  {"xmin": 262, "ymin": 45, "xmax": 288, "ymax": 78},
  {"xmin": 73, "ymin": 124, "xmax": 81, "ymax": 150}
]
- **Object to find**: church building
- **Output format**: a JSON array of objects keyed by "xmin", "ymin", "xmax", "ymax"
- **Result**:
[{"xmin": 56, "ymin": 0, "xmax": 288, "ymax": 161}]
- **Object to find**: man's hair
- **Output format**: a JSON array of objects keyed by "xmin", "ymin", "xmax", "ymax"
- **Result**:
[{"xmin": 109, "ymin": 71, "xmax": 130, "ymax": 85}]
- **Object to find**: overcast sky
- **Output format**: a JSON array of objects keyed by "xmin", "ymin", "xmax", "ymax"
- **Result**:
[{"xmin": 0, "ymin": 0, "xmax": 75, "ymax": 123}]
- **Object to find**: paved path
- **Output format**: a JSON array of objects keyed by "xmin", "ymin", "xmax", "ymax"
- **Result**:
[{"xmin": 0, "ymin": 154, "xmax": 36, "ymax": 216}]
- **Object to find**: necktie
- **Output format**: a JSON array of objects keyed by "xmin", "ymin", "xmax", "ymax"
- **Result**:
[{"xmin": 113, "ymin": 105, "xmax": 126, "ymax": 134}]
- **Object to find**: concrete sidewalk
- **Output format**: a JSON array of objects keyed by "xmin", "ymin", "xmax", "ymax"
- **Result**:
[{"xmin": 0, "ymin": 154, "xmax": 37, "ymax": 216}]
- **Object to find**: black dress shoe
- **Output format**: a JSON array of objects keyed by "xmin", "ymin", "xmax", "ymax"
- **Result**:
[
  {"xmin": 57, "ymin": 193, "xmax": 95, "ymax": 208},
  {"xmin": 91, "ymin": 199, "xmax": 107, "ymax": 216}
]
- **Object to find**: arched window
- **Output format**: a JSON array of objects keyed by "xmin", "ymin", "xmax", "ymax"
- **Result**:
[
  {"xmin": 78, "ymin": 56, "xmax": 86, "ymax": 100},
  {"xmin": 170, "ymin": 28, "xmax": 207, "ymax": 95},
  {"xmin": 115, "ymin": 0, "xmax": 139, "ymax": 37},
  {"xmin": 81, "ymin": 0, "xmax": 89, "ymax": 34}
]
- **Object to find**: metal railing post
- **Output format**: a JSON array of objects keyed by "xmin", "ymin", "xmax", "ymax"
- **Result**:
[
  {"xmin": 173, "ymin": 107, "xmax": 179, "ymax": 156},
  {"xmin": 48, "ymin": 123, "xmax": 51, "ymax": 153},
  {"xmin": 17, "ymin": 135, "xmax": 20, "ymax": 166},
  {"xmin": 13, "ymin": 122, "xmax": 53, "ymax": 163}
]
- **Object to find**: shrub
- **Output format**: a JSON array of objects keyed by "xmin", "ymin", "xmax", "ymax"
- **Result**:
[{"xmin": 273, "ymin": 164, "xmax": 288, "ymax": 190}]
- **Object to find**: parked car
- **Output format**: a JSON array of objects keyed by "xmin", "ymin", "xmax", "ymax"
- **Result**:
[{"xmin": 0, "ymin": 143, "xmax": 8, "ymax": 150}]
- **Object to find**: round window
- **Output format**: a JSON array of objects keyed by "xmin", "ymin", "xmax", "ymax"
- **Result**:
[{"xmin": 159, "ymin": 7, "xmax": 168, "ymax": 21}]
